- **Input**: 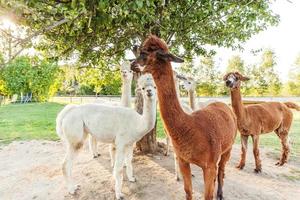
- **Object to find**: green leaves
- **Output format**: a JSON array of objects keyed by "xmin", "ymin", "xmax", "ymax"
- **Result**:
[
  {"xmin": 1, "ymin": 56, "xmax": 59, "ymax": 101},
  {"xmin": 1, "ymin": 0, "xmax": 279, "ymax": 65}
]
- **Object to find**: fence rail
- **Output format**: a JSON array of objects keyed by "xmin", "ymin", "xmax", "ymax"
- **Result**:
[
  {"xmin": 49, "ymin": 95, "xmax": 300, "ymax": 104},
  {"xmin": 1, "ymin": 95, "xmax": 300, "ymax": 105}
]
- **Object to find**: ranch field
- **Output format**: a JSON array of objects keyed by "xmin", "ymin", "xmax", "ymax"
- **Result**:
[{"xmin": 0, "ymin": 103, "xmax": 300, "ymax": 199}]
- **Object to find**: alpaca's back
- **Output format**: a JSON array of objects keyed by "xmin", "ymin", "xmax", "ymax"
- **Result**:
[
  {"xmin": 192, "ymin": 102, "xmax": 237, "ymax": 151},
  {"xmin": 59, "ymin": 103, "xmax": 141, "ymax": 144},
  {"xmin": 245, "ymin": 102, "xmax": 293, "ymax": 134}
]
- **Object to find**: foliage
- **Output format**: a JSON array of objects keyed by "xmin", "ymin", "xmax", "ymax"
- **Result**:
[
  {"xmin": 288, "ymin": 54, "xmax": 300, "ymax": 95},
  {"xmin": 0, "ymin": 53, "xmax": 4, "ymax": 65},
  {"xmin": 2, "ymin": 56, "xmax": 32, "ymax": 95},
  {"xmin": 255, "ymin": 49, "xmax": 282, "ymax": 96},
  {"xmin": 180, "ymin": 56, "xmax": 223, "ymax": 96},
  {"xmin": 29, "ymin": 58, "xmax": 60, "ymax": 101},
  {"xmin": 227, "ymin": 55, "xmax": 245, "ymax": 73},
  {"xmin": 0, "ymin": 64, "xmax": 8, "ymax": 95},
  {"xmin": 2, "ymin": 0, "xmax": 279, "ymax": 63},
  {"xmin": 58, "ymin": 64, "xmax": 122, "ymax": 95},
  {"xmin": 1, "ymin": 56, "xmax": 60, "ymax": 101}
]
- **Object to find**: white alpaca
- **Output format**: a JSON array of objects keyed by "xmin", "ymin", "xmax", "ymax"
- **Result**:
[
  {"xmin": 56, "ymin": 74, "xmax": 156, "ymax": 199},
  {"xmin": 90, "ymin": 61, "xmax": 133, "ymax": 159},
  {"xmin": 181, "ymin": 77, "xmax": 216, "ymax": 110}
]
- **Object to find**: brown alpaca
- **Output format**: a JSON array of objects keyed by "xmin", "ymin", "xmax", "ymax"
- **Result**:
[
  {"xmin": 131, "ymin": 35, "xmax": 237, "ymax": 200},
  {"xmin": 223, "ymin": 72, "xmax": 300, "ymax": 172}
]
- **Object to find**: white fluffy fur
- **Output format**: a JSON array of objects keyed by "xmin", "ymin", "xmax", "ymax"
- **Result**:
[
  {"xmin": 181, "ymin": 77, "xmax": 216, "ymax": 110},
  {"xmin": 56, "ymin": 73, "xmax": 156, "ymax": 199},
  {"xmin": 91, "ymin": 60, "xmax": 133, "ymax": 159}
]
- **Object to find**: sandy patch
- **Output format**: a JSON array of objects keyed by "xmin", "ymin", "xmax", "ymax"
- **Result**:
[{"xmin": 0, "ymin": 140, "xmax": 299, "ymax": 200}]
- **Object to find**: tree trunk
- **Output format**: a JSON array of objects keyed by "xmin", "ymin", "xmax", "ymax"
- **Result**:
[{"xmin": 134, "ymin": 73, "xmax": 158, "ymax": 154}]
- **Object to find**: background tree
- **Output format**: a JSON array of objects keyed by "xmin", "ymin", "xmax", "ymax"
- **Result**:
[
  {"xmin": 1, "ymin": 56, "xmax": 59, "ymax": 101},
  {"xmin": 253, "ymin": 49, "xmax": 282, "ymax": 95},
  {"xmin": 227, "ymin": 55, "xmax": 245, "ymax": 73},
  {"xmin": 196, "ymin": 56, "xmax": 221, "ymax": 96},
  {"xmin": 1, "ymin": 0, "xmax": 279, "ymax": 153},
  {"xmin": 288, "ymin": 53, "xmax": 300, "ymax": 95}
]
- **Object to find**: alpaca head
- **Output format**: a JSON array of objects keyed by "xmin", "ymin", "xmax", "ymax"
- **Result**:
[
  {"xmin": 120, "ymin": 61, "xmax": 133, "ymax": 81},
  {"xmin": 223, "ymin": 72, "xmax": 250, "ymax": 89},
  {"xmin": 181, "ymin": 77, "xmax": 196, "ymax": 92},
  {"xmin": 138, "ymin": 73, "xmax": 157, "ymax": 101},
  {"xmin": 131, "ymin": 35, "xmax": 184, "ymax": 75}
]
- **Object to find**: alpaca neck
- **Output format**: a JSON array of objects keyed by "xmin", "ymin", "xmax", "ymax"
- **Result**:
[
  {"xmin": 188, "ymin": 89, "xmax": 195, "ymax": 110},
  {"xmin": 138, "ymin": 97, "xmax": 157, "ymax": 135},
  {"xmin": 120, "ymin": 78, "xmax": 132, "ymax": 107},
  {"xmin": 230, "ymin": 88, "xmax": 246, "ymax": 119},
  {"xmin": 152, "ymin": 64, "xmax": 189, "ymax": 140},
  {"xmin": 174, "ymin": 78, "xmax": 181, "ymax": 99}
]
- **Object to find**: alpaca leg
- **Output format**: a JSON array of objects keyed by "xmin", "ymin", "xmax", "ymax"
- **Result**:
[
  {"xmin": 174, "ymin": 153, "xmax": 181, "ymax": 181},
  {"xmin": 236, "ymin": 135, "xmax": 248, "ymax": 170},
  {"xmin": 251, "ymin": 135, "xmax": 262, "ymax": 173},
  {"xmin": 178, "ymin": 157, "xmax": 192, "ymax": 200},
  {"xmin": 217, "ymin": 149, "xmax": 231, "ymax": 200},
  {"xmin": 89, "ymin": 135, "xmax": 100, "ymax": 158},
  {"xmin": 62, "ymin": 145, "xmax": 79, "ymax": 194},
  {"xmin": 124, "ymin": 145, "xmax": 136, "ymax": 182},
  {"xmin": 113, "ymin": 146, "xmax": 125, "ymax": 200},
  {"xmin": 165, "ymin": 133, "xmax": 170, "ymax": 156},
  {"xmin": 276, "ymin": 131, "xmax": 290, "ymax": 166},
  {"xmin": 110, "ymin": 144, "xmax": 116, "ymax": 167},
  {"xmin": 203, "ymin": 166, "xmax": 217, "ymax": 200}
]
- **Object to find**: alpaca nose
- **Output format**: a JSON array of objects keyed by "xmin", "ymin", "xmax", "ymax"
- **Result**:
[
  {"xmin": 146, "ymin": 89, "xmax": 153, "ymax": 96},
  {"xmin": 226, "ymin": 80, "xmax": 231, "ymax": 86}
]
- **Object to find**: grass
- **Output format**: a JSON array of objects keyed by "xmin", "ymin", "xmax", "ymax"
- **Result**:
[
  {"xmin": 0, "ymin": 102, "xmax": 299, "ymax": 158},
  {"xmin": 0, "ymin": 102, "xmax": 64, "ymax": 144},
  {"xmin": 233, "ymin": 112, "xmax": 300, "ymax": 158}
]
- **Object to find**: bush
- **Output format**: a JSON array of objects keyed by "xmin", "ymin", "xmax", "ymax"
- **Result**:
[{"xmin": 1, "ymin": 56, "xmax": 60, "ymax": 101}]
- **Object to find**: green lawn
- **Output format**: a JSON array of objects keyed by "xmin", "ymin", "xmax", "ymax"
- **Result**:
[
  {"xmin": 0, "ymin": 103, "xmax": 64, "ymax": 144},
  {"xmin": 0, "ymin": 102, "xmax": 299, "ymax": 158}
]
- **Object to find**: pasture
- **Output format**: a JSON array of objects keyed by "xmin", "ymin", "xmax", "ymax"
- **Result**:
[
  {"xmin": 0, "ymin": 102, "xmax": 300, "ymax": 199},
  {"xmin": 1, "ymin": 102, "xmax": 300, "ymax": 157}
]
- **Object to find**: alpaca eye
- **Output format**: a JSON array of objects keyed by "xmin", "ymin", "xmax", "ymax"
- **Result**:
[
  {"xmin": 188, "ymin": 82, "xmax": 191, "ymax": 84},
  {"xmin": 154, "ymin": 86, "xmax": 156, "ymax": 89},
  {"xmin": 130, "ymin": 70, "xmax": 132, "ymax": 73},
  {"xmin": 142, "ymin": 87, "xmax": 145, "ymax": 90}
]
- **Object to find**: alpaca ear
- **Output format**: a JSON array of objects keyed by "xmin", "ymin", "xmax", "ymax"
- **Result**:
[
  {"xmin": 156, "ymin": 50, "xmax": 184, "ymax": 63},
  {"xmin": 223, "ymin": 73, "xmax": 230, "ymax": 81},
  {"xmin": 234, "ymin": 72, "xmax": 250, "ymax": 81},
  {"xmin": 176, "ymin": 74, "xmax": 187, "ymax": 80},
  {"xmin": 132, "ymin": 45, "xmax": 140, "ymax": 58},
  {"xmin": 127, "ymin": 58, "xmax": 135, "ymax": 62}
]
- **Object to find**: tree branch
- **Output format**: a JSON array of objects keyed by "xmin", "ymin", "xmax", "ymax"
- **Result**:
[{"xmin": 2, "ymin": 11, "xmax": 85, "ymax": 66}]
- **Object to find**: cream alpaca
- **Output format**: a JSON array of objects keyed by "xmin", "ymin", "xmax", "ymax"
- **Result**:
[
  {"xmin": 56, "ymin": 74, "xmax": 156, "ymax": 200},
  {"xmin": 90, "ymin": 61, "xmax": 133, "ymax": 160}
]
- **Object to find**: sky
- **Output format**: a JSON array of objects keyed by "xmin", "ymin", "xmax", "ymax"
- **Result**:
[{"xmin": 213, "ymin": 0, "xmax": 300, "ymax": 82}]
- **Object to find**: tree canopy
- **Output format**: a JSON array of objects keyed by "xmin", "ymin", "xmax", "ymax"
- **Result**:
[
  {"xmin": 1, "ymin": 56, "xmax": 59, "ymax": 101},
  {"xmin": 227, "ymin": 55, "xmax": 245, "ymax": 73},
  {"xmin": 1, "ymin": 0, "xmax": 279, "ymax": 64}
]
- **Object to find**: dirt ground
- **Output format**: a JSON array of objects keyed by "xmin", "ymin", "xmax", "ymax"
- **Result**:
[{"xmin": 0, "ymin": 140, "xmax": 299, "ymax": 200}]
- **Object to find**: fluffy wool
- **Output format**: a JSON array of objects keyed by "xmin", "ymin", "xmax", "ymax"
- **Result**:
[
  {"xmin": 90, "ymin": 60, "xmax": 133, "ymax": 160},
  {"xmin": 131, "ymin": 35, "xmax": 237, "ymax": 200},
  {"xmin": 56, "ymin": 73, "xmax": 156, "ymax": 200},
  {"xmin": 224, "ymin": 71, "xmax": 300, "ymax": 172}
]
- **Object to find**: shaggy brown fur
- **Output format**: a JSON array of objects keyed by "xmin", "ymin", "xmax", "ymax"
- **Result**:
[
  {"xmin": 224, "ymin": 72, "xmax": 299, "ymax": 172},
  {"xmin": 131, "ymin": 35, "xmax": 237, "ymax": 200}
]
